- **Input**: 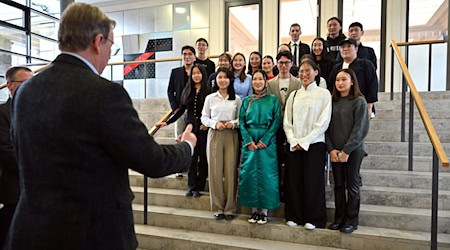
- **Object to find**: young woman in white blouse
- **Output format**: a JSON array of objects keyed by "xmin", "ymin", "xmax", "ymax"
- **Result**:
[
  {"xmin": 201, "ymin": 67, "xmax": 242, "ymax": 221},
  {"xmin": 283, "ymin": 60, "xmax": 332, "ymax": 230}
]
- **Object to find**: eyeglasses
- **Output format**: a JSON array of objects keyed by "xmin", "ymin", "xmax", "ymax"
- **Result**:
[
  {"xmin": 277, "ymin": 61, "xmax": 292, "ymax": 65},
  {"xmin": 104, "ymin": 37, "xmax": 120, "ymax": 56}
]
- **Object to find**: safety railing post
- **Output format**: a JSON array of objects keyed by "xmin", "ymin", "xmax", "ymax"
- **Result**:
[{"xmin": 431, "ymin": 149, "xmax": 439, "ymax": 250}]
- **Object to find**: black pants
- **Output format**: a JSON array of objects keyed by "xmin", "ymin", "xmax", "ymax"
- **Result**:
[
  {"xmin": 284, "ymin": 142, "xmax": 327, "ymax": 228},
  {"xmin": 0, "ymin": 203, "xmax": 17, "ymax": 249},
  {"xmin": 275, "ymin": 128, "xmax": 287, "ymax": 202},
  {"xmin": 331, "ymin": 146, "xmax": 364, "ymax": 226},
  {"xmin": 188, "ymin": 130, "xmax": 208, "ymax": 192}
]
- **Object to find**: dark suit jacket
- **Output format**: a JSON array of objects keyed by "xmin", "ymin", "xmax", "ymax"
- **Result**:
[
  {"xmin": 328, "ymin": 58, "xmax": 379, "ymax": 103},
  {"xmin": 167, "ymin": 66, "xmax": 188, "ymax": 111},
  {"xmin": 0, "ymin": 98, "xmax": 19, "ymax": 205},
  {"xmin": 5, "ymin": 54, "xmax": 192, "ymax": 250},
  {"xmin": 289, "ymin": 41, "xmax": 310, "ymax": 66}
]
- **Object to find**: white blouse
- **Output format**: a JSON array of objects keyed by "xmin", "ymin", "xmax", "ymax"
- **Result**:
[
  {"xmin": 201, "ymin": 91, "xmax": 242, "ymax": 129},
  {"xmin": 283, "ymin": 83, "xmax": 332, "ymax": 151}
]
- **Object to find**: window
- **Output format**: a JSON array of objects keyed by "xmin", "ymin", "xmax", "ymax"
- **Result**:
[
  {"xmin": 279, "ymin": 0, "xmax": 317, "ymax": 46},
  {"xmin": 226, "ymin": 1, "xmax": 262, "ymax": 56}
]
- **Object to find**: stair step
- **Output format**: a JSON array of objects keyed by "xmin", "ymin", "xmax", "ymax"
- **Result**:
[
  {"xmin": 366, "ymin": 129, "xmax": 450, "ymax": 143},
  {"xmin": 129, "ymin": 170, "xmax": 450, "ymax": 191},
  {"xmin": 131, "ymin": 186, "xmax": 450, "ymax": 232},
  {"xmin": 359, "ymin": 169, "xmax": 450, "ymax": 190},
  {"xmin": 326, "ymin": 185, "xmax": 450, "ymax": 210},
  {"xmin": 365, "ymin": 142, "xmax": 450, "ymax": 157},
  {"xmin": 369, "ymin": 118, "xmax": 450, "ymax": 131},
  {"xmin": 377, "ymin": 91, "xmax": 450, "ymax": 101},
  {"xmin": 132, "ymin": 204, "xmax": 450, "ymax": 250},
  {"xmin": 134, "ymin": 224, "xmax": 341, "ymax": 250},
  {"xmin": 360, "ymin": 154, "xmax": 440, "ymax": 172}
]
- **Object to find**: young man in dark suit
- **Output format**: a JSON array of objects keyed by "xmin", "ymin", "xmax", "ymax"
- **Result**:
[
  {"xmin": 288, "ymin": 23, "xmax": 310, "ymax": 67},
  {"xmin": 167, "ymin": 45, "xmax": 196, "ymax": 137},
  {"xmin": 4, "ymin": 3, "xmax": 196, "ymax": 250},
  {"xmin": 0, "ymin": 66, "xmax": 33, "ymax": 249}
]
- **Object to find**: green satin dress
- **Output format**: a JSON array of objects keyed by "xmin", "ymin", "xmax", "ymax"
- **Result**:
[{"xmin": 238, "ymin": 93, "xmax": 281, "ymax": 209}]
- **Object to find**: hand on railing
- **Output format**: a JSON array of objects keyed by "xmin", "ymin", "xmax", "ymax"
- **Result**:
[
  {"xmin": 155, "ymin": 121, "xmax": 168, "ymax": 128},
  {"xmin": 148, "ymin": 110, "xmax": 173, "ymax": 136}
]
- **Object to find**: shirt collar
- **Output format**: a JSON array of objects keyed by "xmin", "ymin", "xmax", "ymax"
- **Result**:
[
  {"xmin": 60, "ymin": 52, "xmax": 99, "ymax": 75},
  {"xmin": 301, "ymin": 82, "xmax": 318, "ymax": 91},
  {"xmin": 212, "ymin": 91, "xmax": 229, "ymax": 100}
]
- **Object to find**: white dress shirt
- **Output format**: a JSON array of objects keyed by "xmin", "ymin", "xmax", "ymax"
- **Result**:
[
  {"xmin": 201, "ymin": 91, "xmax": 242, "ymax": 129},
  {"xmin": 283, "ymin": 83, "xmax": 332, "ymax": 151}
]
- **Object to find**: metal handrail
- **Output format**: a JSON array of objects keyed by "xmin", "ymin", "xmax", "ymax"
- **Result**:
[
  {"xmin": 391, "ymin": 40, "xmax": 449, "ymax": 167},
  {"xmin": 391, "ymin": 39, "xmax": 449, "ymax": 250},
  {"xmin": 395, "ymin": 39, "xmax": 447, "ymax": 46},
  {"xmin": 0, "ymin": 54, "xmax": 222, "ymax": 90}
]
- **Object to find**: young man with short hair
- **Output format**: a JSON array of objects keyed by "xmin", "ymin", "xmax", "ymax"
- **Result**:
[
  {"xmin": 288, "ymin": 23, "xmax": 310, "ymax": 67},
  {"xmin": 337, "ymin": 22, "xmax": 377, "ymax": 69},
  {"xmin": 194, "ymin": 38, "xmax": 215, "ymax": 77}
]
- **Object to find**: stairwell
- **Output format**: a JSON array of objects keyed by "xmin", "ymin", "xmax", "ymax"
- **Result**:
[{"xmin": 130, "ymin": 91, "xmax": 450, "ymax": 250}]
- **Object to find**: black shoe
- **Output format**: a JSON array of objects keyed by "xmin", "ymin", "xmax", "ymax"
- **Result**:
[
  {"xmin": 185, "ymin": 190, "xmax": 193, "ymax": 197},
  {"xmin": 328, "ymin": 222, "xmax": 342, "ymax": 230},
  {"xmin": 340, "ymin": 224, "xmax": 358, "ymax": 233},
  {"xmin": 175, "ymin": 173, "xmax": 183, "ymax": 178},
  {"xmin": 363, "ymin": 151, "xmax": 368, "ymax": 157},
  {"xmin": 225, "ymin": 214, "xmax": 235, "ymax": 221},
  {"xmin": 257, "ymin": 214, "xmax": 268, "ymax": 224},
  {"xmin": 193, "ymin": 191, "xmax": 201, "ymax": 197},
  {"xmin": 214, "ymin": 213, "xmax": 225, "ymax": 220},
  {"xmin": 248, "ymin": 212, "xmax": 259, "ymax": 223}
]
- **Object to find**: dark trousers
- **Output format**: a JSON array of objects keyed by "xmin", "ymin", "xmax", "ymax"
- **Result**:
[
  {"xmin": 275, "ymin": 128, "xmax": 287, "ymax": 202},
  {"xmin": 284, "ymin": 142, "xmax": 327, "ymax": 228},
  {"xmin": 331, "ymin": 146, "xmax": 364, "ymax": 226},
  {"xmin": 188, "ymin": 130, "xmax": 208, "ymax": 192},
  {"xmin": 0, "ymin": 203, "xmax": 17, "ymax": 249}
]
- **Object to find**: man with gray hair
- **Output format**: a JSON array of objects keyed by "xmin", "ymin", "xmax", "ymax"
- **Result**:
[
  {"xmin": 0, "ymin": 66, "xmax": 33, "ymax": 249},
  {"xmin": 4, "ymin": 3, "xmax": 196, "ymax": 250}
]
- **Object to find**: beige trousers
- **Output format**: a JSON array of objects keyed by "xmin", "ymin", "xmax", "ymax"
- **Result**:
[{"xmin": 207, "ymin": 129, "xmax": 239, "ymax": 215}]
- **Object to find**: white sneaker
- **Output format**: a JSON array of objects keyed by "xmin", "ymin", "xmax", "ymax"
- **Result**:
[
  {"xmin": 286, "ymin": 221, "xmax": 298, "ymax": 227},
  {"xmin": 304, "ymin": 223, "xmax": 316, "ymax": 230}
]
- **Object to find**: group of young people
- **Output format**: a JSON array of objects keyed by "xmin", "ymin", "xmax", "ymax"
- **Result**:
[{"xmin": 159, "ymin": 16, "xmax": 378, "ymax": 234}]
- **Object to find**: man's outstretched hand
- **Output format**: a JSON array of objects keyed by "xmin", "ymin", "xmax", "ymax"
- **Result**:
[{"xmin": 181, "ymin": 124, "xmax": 197, "ymax": 149}]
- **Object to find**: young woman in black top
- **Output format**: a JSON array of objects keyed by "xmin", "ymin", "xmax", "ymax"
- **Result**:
[
  {"xmin": 311, "ymin": 37, "xmax": 335, "ymax": 81},
  {"xmin": 157, "ymin": 64, "xmax": 211, "ymax": 197}
]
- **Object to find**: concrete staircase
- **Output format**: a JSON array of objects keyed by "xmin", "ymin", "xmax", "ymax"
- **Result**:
[{"xmin": 130, "ymin": 92, "xmax": 450, "ymax": 249}]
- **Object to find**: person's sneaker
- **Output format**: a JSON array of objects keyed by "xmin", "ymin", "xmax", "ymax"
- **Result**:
[
  {"xmin": 286, "ymin": 221, "xmax": 297, "ymax": 227},
  {"xmin": 304, "ymin": 223, "xmax": 316, "ymax": 230},
  {"xmin": 248, "ymin": 212, "xmax": 259, "ymax": 223},
  {"xmin": 257, "ymin": 214, "xmax": 268, "ymax": 224},
  {"xmin": 193, "ymin": 191, "xmax": 201, "ymax": 197},
  {"xmin": 185, "ymin": 190, "xmax": 193, "ymax": 197},
  {"xmin": 175, "ymin": 173, "xmax": 183, "ymax": 178}
]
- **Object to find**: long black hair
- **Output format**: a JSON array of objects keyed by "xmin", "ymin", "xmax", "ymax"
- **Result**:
[
  {"xmin": 311, "ymin": 37, "xmax": 332, "ymax": 63},
  {"xmin": 212, "ymin": 67, "xmax": 236, "ymax": 100},
  {"xmin": 247, "ymin": 51, "xmax": 262, "ymax": 75},
  {"xmin": 180, "ymin": 64, "xmax": 210, "ymax": 105}
]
